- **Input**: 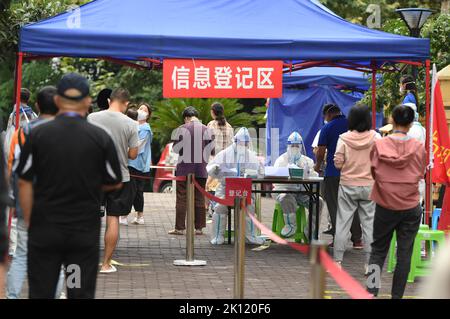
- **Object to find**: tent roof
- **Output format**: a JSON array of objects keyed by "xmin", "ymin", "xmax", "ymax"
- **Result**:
[
  {"xmin": 20, "ymin": 0, "xmax": 429, "ymax": 62},
  {"xmin": 283, "ymin": 67, "xmax": 370, "ymax": 89}
]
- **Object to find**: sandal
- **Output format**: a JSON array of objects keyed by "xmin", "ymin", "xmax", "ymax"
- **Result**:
[
  {"xmin": 99, "ymin": 265, "xmax": 117, "ymax": 274},
  {"xmin": 168, "ymin": 229, "xmax": 184, "ymax": 235},
  {"xmin": 195, "ymin": 229, "xmax": 203, "ymax": 235}
]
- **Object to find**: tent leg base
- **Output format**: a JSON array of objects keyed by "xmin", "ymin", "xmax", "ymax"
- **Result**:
[{"xmin": 173, "ymin": 259, "xmax": 207, "ymax": 266}]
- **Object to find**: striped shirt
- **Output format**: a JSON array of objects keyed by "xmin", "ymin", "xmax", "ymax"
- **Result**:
[{"xmin": 207, "ymin": 120, "xmax": 234, "ymax": 154}]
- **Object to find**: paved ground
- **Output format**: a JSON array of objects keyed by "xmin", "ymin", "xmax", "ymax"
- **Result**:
[{"xmin": 94, "ymin": 193, "xmax": 423, "ymax": 299}]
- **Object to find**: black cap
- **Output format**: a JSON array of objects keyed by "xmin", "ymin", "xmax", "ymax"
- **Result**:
[
  {"xmin": 323, "ymin": 103, "xmax": 340, "ymax": 115},
  {"xmin": 57, "ymin": 73, "xmax": 90, "ymax": 101}
]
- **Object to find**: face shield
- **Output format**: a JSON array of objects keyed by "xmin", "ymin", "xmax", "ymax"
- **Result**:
[
  {"xmin": 286, "ymin": 132, "xmax": 306, "ymax": 163},
  {"xmin": 233, "ymin": 127, "xmax": 255, "ymax": 163}
]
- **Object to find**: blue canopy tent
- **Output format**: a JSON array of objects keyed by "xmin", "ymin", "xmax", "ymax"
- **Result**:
[
  {"xmin": 266, "ymin": 68, "xmax": 383, "ymax": 163},
  {"xmin": 15, "ymin": 0, "xmax": 433, "ymax": 218},
  {"xmin": 16, "ymin": 0, "xmax": 430, "ymax": 129},
  {"xmin": 19, "ymin": 0, "xmax": 428, "ymax": 61},
  {"xmin": 282, "ymin": 67, "xmax": 371, "ymax": 90}
]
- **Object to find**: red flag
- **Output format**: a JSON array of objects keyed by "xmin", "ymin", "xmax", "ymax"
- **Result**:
[
  {"xmin": 431, "ymin": 80, "xmax": 450, "ymax": 183},
  {"xmin": 431, "ymin": 66, "xmax": 450, "ymax": 233},
  {"xmin": 440, "ymin": 189, "xmax": 450, "ymax": 233}
]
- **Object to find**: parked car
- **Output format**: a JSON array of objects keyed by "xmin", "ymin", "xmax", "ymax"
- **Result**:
[{"xmin": 153, "ymin": 143, "xmax": 178, "ymax": 193}]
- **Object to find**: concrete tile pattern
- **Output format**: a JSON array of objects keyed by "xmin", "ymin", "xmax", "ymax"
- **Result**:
[{"xmin": 93, "ymin": 193, "xmax": 423, "ymax": 299}]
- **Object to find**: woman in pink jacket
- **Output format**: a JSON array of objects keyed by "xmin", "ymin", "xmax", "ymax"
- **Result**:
[
  {"xmin": 367, "ymin": 104, "xmax": 427, "ymax": 299},
  {"xmin": 333, "ymin": 105, "xmax": 379, "ymax": 272}
]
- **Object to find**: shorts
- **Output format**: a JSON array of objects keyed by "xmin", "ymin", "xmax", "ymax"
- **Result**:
[{"xmin": 105, "ymin": 182, "xmax": 135, "ymax": 216}]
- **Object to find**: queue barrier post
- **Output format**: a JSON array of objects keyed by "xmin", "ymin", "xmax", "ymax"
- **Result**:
[
  {"xmin": 173, "ymin": 174, "xmax": 206, "ymax": 267},
  {"xmin": 234, "ymin": 196, "xmax": 246, "ymax": 299},
  {"xmin": 309, "ymin": 240, "xmax": 328, "ymax": 299}
]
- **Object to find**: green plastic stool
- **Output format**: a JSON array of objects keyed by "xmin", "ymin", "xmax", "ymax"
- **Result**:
[
  {"xmin": 407, "ymin": 229, "xmax": 446, "ymax": 283},
  {"xmin": 387, "ymin": 224, "xmax": 429, "ymax": 273},
  {"xmin": 272, "ymin": 202, "xmax": 308, "ymax": 244}
]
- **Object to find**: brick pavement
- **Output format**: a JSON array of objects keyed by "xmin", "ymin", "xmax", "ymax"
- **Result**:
[{"xmin": 95, "ymin": 193, "xmax": 424, "ymax": 299}]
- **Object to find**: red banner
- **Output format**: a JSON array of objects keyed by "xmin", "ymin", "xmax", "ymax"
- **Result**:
[
  {"xmin": 431, "ymin": 76, "xmax": 450, "ymax": 233},
  {"xmin": 163, "ymin": 59, "xmax": 283, "ymax": 98},
  {"xmin": 225, "ymin": 178, "xmax": 252, "ymax": 205},
  {"xmin": 432, "ymin": 80, "xmax": 450, "ymax": 184}
]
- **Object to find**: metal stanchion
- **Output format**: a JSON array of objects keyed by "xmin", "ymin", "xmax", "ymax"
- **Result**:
[
  {"xmin": 309, "ymin": 240, "xmax": 328, "ymax": 299},
  {"xmin": 254, "ymin": 183, "xmax": 262, "ymax": 236},
  {"xmin": 174, "ymin": 174, "xmax": 206, "ymax": 266},
  {"xmin": 234, "ymin": 196, "xmax": 246, "ymax": 299}
]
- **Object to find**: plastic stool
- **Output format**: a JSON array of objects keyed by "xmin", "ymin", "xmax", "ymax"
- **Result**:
[
  {"xmin": 407, "ymin": 229, "xmax": 446, "ymax": 282},
  {"xmin": 272, "ymin": 202, "xmax": 308, "ymax": 244},
  {"xmin": 432, "ymin": 208, "xmax": 441, "ymax": 230},
  {"xmin": 387, "ymin": 224, "xmax": 429, "ymax": 273}
]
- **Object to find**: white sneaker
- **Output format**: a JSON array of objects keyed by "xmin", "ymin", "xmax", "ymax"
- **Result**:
[
  {"xmin": 132, "ymin": 216, "xmax": 145, "ymax": 225},
  {"xmin": 364, "ymin": 264, "xmax": 369, "ymax": 276},
  {"xmin": 281, "ymin": 225, "xmax": 297, "ymax": 238},
  {"xmin": 119, "ymin": 216, "xmax": 128, "ymax": 226}
]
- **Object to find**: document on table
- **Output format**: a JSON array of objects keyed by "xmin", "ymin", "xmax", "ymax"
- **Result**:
[{"xmin": 264, "ymin": 166, "xmax": 289, "ymax": 178}]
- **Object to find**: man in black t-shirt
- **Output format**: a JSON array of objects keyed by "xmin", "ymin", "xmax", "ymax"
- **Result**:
[{"xmin": 17, "ymin": 73, "xmax": 122, "ymax": 299}]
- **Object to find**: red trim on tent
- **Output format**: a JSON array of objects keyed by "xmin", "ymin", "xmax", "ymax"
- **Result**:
[
  {"xmin": 395, "ymin": 60, "xmax": 424, "ymax": 67},
  {"xmin": 15, "ymin": 52, "xmax": 23, "ymax": 130},
  {"xmin": 371, "ymin": 61, "xmax": 377, "ymax": 129}
]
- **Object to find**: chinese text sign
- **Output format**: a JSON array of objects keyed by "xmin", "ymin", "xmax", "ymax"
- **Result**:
[
  {"xmin": 225, "ymin": 178, "xmax": 252, "ymax": 206},
  {"xmin": 163, "ymin": 59, "xmax": 283, "ymax": 98}
]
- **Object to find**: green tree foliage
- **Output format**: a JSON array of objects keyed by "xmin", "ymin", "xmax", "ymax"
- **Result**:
[
  {"xmin": 0, "ymin": 0, "xmax": 87, "ymax": 70},
  {"xmin": 318, "ymin": 1, "xmax": 449, "ymax": 117},
  {"xmin": 0, "ymin": 0, "xmax": 88, "ymax": 122},
  {"xmin": 319, "ymin": 0, "xmax": 441, "ymax": 25},
  {"xmin": 360, "ymin": 14, "xmax": 450, "ymax": 116}
]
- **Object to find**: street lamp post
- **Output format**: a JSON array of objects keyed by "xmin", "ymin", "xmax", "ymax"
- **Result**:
[{"xmin": 395, "ymin": 8, "xmax": 433, "ymax": 79}]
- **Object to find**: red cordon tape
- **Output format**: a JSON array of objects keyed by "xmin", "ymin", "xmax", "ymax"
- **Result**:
[
  {"xmin": 192, "ymin": 178, "xmax": 233, "ymax": 206},
  {"xmin": 246, "ymin": 211, "xmax": 372, "ymax": 299},
  {"xmin": 247, "ymin": 211, "xmax": 288, "ymax": 245},
  {"xmin": 288, "ymin": 242, "xmax": 310, "ymax": 255},
  {"xmin": 155, "ymin": 176, "xmax": 187, "ymax": 182},
  {"xmin": 184, "ymin": 176, "xmax": 373, "ymax": 299},
  {"xmin": 319, "ymin": 250, "xmax": 373, "ymax": 299}
]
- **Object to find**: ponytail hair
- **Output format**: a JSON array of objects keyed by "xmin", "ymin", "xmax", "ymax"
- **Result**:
[
  {"xmin": 211, "ymin": 102, "xmax": 226, "ymax": 126},
  {"xmin": 401, "ymin": 75, "xmax": 419, "ymax": 106}
]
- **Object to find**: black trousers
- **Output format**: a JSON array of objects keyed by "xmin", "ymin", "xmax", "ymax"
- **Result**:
[
  {"xmin": 129, "ymin": 167, "xmax": 151, "ymax": 212},
  {"xmin": 367, "ymin": 204, "xmax": 421, "ymax": 299},
  {"xmin": 28, "ymin": 220, "xmax": 101, "ymax": 299},
  {"xmin": 322, "ymin": 176, "xmax": 362, "ymax": 242}
]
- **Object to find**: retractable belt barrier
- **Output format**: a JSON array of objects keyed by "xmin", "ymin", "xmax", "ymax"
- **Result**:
[
  {"xmin": 159, "ymin": 175, "xmax": 373, "ymax": 299},
  {"xmin": 246, "ymin": 203, "xmax": 373, "ymax": 299}
]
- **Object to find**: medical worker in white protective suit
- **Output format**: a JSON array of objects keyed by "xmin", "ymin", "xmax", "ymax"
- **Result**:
[
  {"xmin": 207, "ymin": 128, "xmax": 266, "ymax": 245},
  {"xmin": 273, "ymin": 132, "xmax": 326, "ymax": 238}
]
